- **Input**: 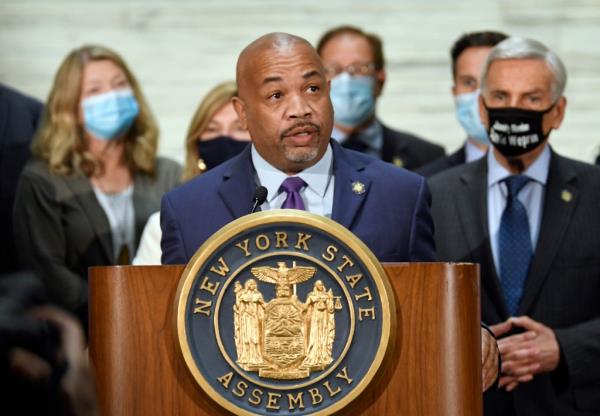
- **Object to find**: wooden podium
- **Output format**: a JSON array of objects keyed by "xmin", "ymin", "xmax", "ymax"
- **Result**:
[{"xmin": 89, "ymin": 263, "xmax": 482, "ymax": 415}]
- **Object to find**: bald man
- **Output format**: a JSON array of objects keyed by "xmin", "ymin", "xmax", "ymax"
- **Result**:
[
  {"xmin": 160, "ymin": 34, "xmax": 498, "ymax": 390},
  {"xmin": 161, "ymin": 32, "xmax": 434, "ymax": 264}
]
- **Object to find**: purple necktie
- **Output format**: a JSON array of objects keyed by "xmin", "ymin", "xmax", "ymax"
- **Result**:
[{"xmin": 279, "ymin": 177, "xmax": 306, "ymax": 210}]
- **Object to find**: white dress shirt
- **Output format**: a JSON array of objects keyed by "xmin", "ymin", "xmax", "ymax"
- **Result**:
[
  {"xmin": 132, "ymin": 211, "xmax": 161, "ymax": 265},
  {"xmin": 251, "ymin": 144, "xmax": 335, "ymax": 217},
  {"xmin": 331, "ymin": 119, "xmax": 383, "ymax": 158}
]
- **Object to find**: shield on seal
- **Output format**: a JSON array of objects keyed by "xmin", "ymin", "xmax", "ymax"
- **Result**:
[{"xmin": 260, "ymin": 297, "xmax": 309, "ymax": 379}]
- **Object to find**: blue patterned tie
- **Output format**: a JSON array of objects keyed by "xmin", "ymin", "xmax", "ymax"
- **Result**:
[
  {"xmin": 279, "ymin": 177, "xmax": 306, "ymax": 210},
  {"xmin": 499, "ymin": 175, "xmax": 532, "ymax": 316}
]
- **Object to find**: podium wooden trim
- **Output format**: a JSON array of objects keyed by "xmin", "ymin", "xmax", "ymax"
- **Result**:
[{"xmin": 89, "ymin": 263, "xmax": 482, "ymax": 415}]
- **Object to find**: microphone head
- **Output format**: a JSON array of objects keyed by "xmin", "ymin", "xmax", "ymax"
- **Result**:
[{"xmin": 253, "ymin": 186, "xmax": 268, "ymax": 205}]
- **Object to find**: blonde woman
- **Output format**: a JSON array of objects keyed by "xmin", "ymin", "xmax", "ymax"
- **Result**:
[
  {"xmin": 133, "ymin": 81, "xmax": 250, "ymax": 265},
  {"xmin": 13, "ymin": 45, "xmax": 181, "ymax": 323}
]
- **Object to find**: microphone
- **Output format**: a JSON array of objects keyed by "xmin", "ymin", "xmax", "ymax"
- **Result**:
[{"xmin": 251, "ymin": 186, "xmax": 268, "ymax": 213}]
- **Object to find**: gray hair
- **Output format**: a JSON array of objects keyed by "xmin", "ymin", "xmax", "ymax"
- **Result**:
[{"xmin": 480, "ymin": 37, "xmax": 567, "ymax": 102}]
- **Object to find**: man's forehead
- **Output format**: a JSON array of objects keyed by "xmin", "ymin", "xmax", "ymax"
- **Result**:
[
  {"xmin": 246, "ymin": 46, "xmax": 322, "ymax": 83},
  {"xmin": 321, "ymin": 33, "xmax": 373, "ymax": 62},
  {"xmin": 486, "ymin": 59, "xmax": 553, "ymax": 90}
]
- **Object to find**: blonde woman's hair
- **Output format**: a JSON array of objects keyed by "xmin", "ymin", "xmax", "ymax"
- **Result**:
[
  {"xmin": 32, "ymin": 45, "xmax": 158, "ymax": 176},
  {"xmin": 182, "ymin": 81, "xmax": 238, "ymax": 181}
]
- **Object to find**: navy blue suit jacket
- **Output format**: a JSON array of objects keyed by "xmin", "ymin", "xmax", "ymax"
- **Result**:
[
  {"xmin": 0, "ymin": 84, "xmax": 43, "ymax": 273},
  {"xmin": 161, "ymin": 140, "xmax": 436, "ymax": 264}
]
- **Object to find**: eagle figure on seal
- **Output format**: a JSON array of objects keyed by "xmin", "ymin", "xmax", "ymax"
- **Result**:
[{"xmin": 250, "ymin": 261, "xmax": 316, "ymax": 298}]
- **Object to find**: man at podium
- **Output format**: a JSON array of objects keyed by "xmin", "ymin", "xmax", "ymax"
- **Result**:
[{"xmin": 160, "ymin": 32, "xmax": 499, "ymax": 391}]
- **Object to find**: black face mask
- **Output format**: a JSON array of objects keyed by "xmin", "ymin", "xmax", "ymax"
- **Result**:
[
  {"xmin": 484, "ymin": 102, "xmax": 555, "ymax": 158},
  {"xmin": 196, "ymin": 136, "xmax": 249, "ymax": 171}
]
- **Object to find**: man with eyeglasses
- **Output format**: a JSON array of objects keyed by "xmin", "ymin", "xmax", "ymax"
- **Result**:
[{"xmin": 316, "ymin": 25, "xmax": 445, "ymax": 171}]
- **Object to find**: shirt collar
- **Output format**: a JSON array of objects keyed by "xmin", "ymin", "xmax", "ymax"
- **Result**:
[
  {"xmin": 487, "ymin": 143, "xmax": 551, "ymax": 188},
  {"xmin": 464, "ymin": 139, "xmax": 487, "ymax": 163},
  {"xmin": 331, "ymin": 119, "xmax": 383, "ymax": 151},
  {"xmin": 251, "ymin": 143, "xmax": 334, "ymax": 203}
]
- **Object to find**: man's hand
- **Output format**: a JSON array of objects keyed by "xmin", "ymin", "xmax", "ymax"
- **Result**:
[
  {"xmin": 482, "ymin": 328, "xmax": 499, "ymax": 391},
  {"xmin": 32, "ymin": 306, "xmax": 98, "ymax": 416},
  {"xmin": 491, "ymin": 316, "xmax": 560, "ymax": 392}
]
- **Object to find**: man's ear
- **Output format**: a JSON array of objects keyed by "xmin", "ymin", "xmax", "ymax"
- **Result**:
[
  {"xmin": 374, "ymin": 69, "xmax": 386, "ymax": 98},
  {"xmin": 232, "ymin": 97, "xmax": 247, "ymax": 130},
  {"xmin": 479, "ymin": 94, "xmax": 489, "ymax": 129},
  {"xmin": 550, "ymin": 96, "xmax": 567, "ymax": 130}
]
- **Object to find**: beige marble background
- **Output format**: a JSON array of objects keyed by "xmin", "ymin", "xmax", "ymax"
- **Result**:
[{"xmin": 1, "ymin": 0, "xmax": 599, "ymax": 164}]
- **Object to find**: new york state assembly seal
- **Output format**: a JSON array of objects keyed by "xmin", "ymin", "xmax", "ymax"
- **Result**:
[{"xmin": 175, "ymin": 211, "xmax": 395, "ymax": 415}]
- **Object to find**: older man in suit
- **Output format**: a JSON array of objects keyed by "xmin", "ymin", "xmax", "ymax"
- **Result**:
[
  {"xmin": 161, "ymin": 32, "xmax": 499, "ymax": 391},
  {"xmin": 430, "ymin": 37, "xmax": 600, "ymax": 415}
]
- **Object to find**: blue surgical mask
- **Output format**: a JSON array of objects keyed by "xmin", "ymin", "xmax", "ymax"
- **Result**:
[
  {"xmin": 330, "ymin": 73, "xmax": 375, "ymax": 128},
  {"xmin": 455, "ymin": 90, "xmax": 489, "ymax": 145},
  {"xmin": 82, "ymin": 88, "xmax": 140, "ymax": 141}
]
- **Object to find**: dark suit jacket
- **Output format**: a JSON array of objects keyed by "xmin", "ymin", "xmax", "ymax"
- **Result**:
[
  {"xmin": 161, "ymin": 140, "xmax": 436, "ymax": 264},
  {"xmin": 13, "ymin": 157, "xmax": 181, "ymax": 316},
  {"xmin": 416, "ymin": 145, "xmax": 466, "ymax": 178},
  {"xmin": 342, "ymin": 121, "xmax": 445, "ymax": 171},
  {"xmin": 0, "ymin": 84, "xmax": 43, "ymax": 273},
  {"xmin": 429, "ymin": 152, "xmax": 600, "ymax": 415}
]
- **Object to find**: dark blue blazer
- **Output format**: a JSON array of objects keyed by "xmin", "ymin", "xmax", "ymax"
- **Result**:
[
  {"xmin": 0, "ymin": 84, "xmax": 43, "ymax": 273},
  {"xmin": 161, "ymin": 140, "xmax": 436, "ymax": 264}
]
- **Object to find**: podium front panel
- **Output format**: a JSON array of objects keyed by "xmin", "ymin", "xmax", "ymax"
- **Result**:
[{"xmin": 90, "ymin": 263, "xmax": 481, "ymax": 416}]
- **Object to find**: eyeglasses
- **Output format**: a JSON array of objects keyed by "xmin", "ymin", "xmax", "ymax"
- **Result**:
[{"xmin": 324, "ymin": 62, "xmax": 377, "ymax": 78}]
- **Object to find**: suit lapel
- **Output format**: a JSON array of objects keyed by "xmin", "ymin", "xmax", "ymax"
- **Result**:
[
  {"xmin": 218, "ymin": 146, "xmax": 257, "ymax": 219},
  {"xmin": 518, "ymin": 152, "xmax": 578, "ymax": 315},
  {"xmin": 449, "ymin": 146, "xmax": 467, "ymax": 167},
  {"xmin": 381, "ymin": 122, "xmax": 407, "ymax": 165},
  {"xmin": 330, "ymin": 141, "xmax": 371, "ymax": 229},
  {"xmin": 63, "ymin": 175, "xmax": 113, "ymax": 262},
  {"xmin": 455, "ymin": 158, "xmax": 509, "ymax": 318}
]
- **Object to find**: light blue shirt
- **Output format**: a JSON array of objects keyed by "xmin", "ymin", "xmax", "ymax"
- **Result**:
[
  {"xmin": 331, "ymin": 119, "xmax": 383, "ymax": 157},
  {"xmin": 465, "ymin": 139, "xmax": 487, "ymax": 163},
  {"xmin": 488, "ymin": 144, "xmax": 551, "ymax": 276},
  {"xmin": 251, "ymin": 144, "xmax": 334, "ymax": 217}
]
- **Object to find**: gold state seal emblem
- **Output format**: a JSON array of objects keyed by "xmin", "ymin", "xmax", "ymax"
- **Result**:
[
  {"xmin": 176, "ymin": 211, "xmax": 394, "ymax": 416},
  {"xmin": 235, "ymin": 262, "xmax": 342, "ymax": 379}
]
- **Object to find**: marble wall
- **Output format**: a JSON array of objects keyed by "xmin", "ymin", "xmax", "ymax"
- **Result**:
[{"xmin": 1, "ymin": 0, "xmax": 599, "ymax": 164}]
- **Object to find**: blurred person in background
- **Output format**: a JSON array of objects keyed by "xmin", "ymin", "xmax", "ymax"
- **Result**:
[
  {"xmin": 316, "ymin": 25, "xmax": 445, "ymax": 170},
  {"xmin": 12, "ymin": 45, "xmax": 181, "ymax": 327},
  {"xmin": 0, "ymin": 273, "xmax": 97, "ymax": 415},
  {"xmin": 133, "ymin": 80, "xmax": 250, "ymax": 265},
  {"xmin": 418, "ymin": 30, "xmax": 508, "ymax": 177},
  {"xmin": 0, "ymin": 84, "xmax": 43, "ymax": 274}
]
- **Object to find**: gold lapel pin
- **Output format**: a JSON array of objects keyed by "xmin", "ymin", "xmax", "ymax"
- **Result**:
[
  {"xmin": 352, "ymin": 181, "xmax": 366, "ymax": 195},
  {"xmin": 393, "ymin": 156, "xmax": 404, "ymax": 168},
  {"xmin": 561, "ymin": 189, "xmax": 572, "ymax": 203}
]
